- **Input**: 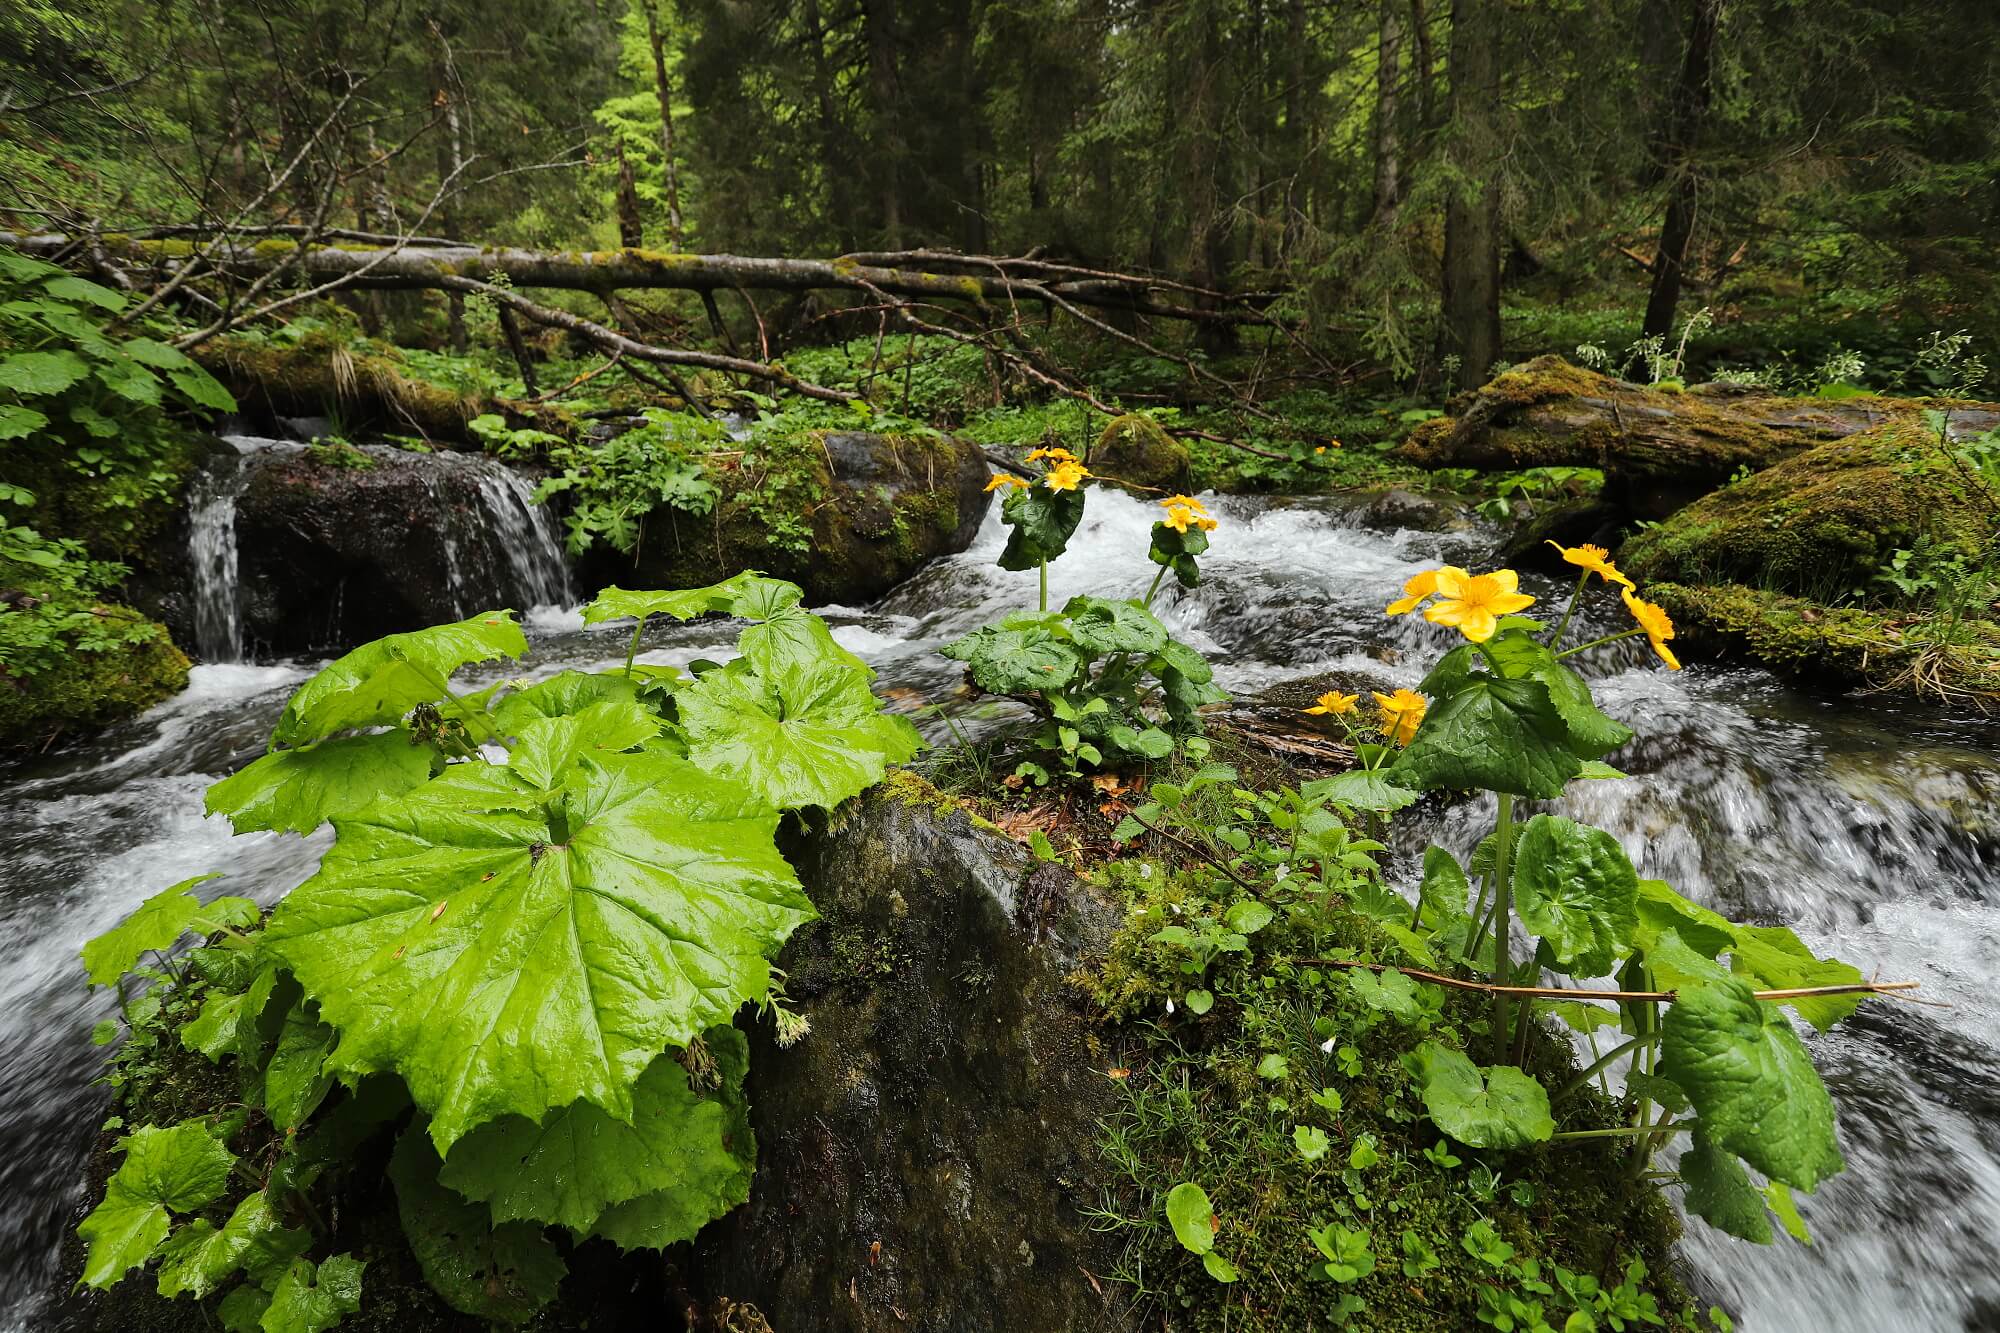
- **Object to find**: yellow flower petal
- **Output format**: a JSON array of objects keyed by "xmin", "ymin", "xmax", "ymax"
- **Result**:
[
  {"xmin": 1304, "ymin": 689, "xmax": 1359, "ymax": 717},
  {"xmin": 1044, "ymin": 461, "xmax": 1090, "ymax": 491},
  {"xmin": 1421, "ymin": 567, "xmax": 1537, "ymax": 643},
  {"xmin": 984, "ymin": 473, "xmax": 1028, "ymax": 493},
  {"xmin": 1159, "ymin": 494, "xmax": 1210, "ymax": 515},
  {"xmin": 1547, "ymin": 540, "xmax": 1636, "ymax": 589},
  {"xmin": 1621, "ymin": 588, "xmax": 1681, "ymax": 669}
]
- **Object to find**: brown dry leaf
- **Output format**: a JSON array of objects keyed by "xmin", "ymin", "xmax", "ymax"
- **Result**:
[
  {"xmin": 1105, "ymin": 1067, "xmax": 1130, "ymax": 1080},
  {"xmin": 869, "ymin": 1241, "xmax": 882, "ymax": 1266},
  {"xmin": 1088, "ymin": 773, "xmax": 1128, "ymax": 796}
]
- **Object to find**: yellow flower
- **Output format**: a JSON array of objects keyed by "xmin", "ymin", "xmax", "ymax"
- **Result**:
[
  {"xmin": 1622, "ymin": 587, "xmax": 1682, "ymax": 670},
  {"xmin": 1546, "ymin": 541, "xmax": 1634, "ymax": 589},
  {"xmin": 1026, "ymin": 446, "xmax": 1078, "ymax": 463},
  {"xmin": 1385, "ymin": 566, "xmax": 1456, "ymax": 617},
  {"xmin": 1159, "ymin": 494, "xmax": 1210, "ymax": 515},
  {"xmin": 1423, "ymin": 567, "xmax": 1537, "ymax": 643},
  {"xmin": 984, "ymin": 473, "xmax": 1029, "ymax": 493},
  {"xmin": 1161, "ymin": 503, "xmax": 1195, "ymax": 533},
  {"xmin": 1044, "ymin": 460, "xmax": 1089, "ymax": 491},
  {"xmin": 1304, "ymin": 690, "xmax": 1359, "ymax": 716},
  {"xmin": 1373, "ymin": 689, "xmax": 1428, "ymax": 746}
]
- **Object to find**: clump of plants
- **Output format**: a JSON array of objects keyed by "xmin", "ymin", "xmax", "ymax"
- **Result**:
[
  {"xmin": 76, "ymin": 574, "xmax": 919, "ymax": 1326},
  {"xmin": 941, "ymin": 448, "xmax": 1227, "ymax": 783}
]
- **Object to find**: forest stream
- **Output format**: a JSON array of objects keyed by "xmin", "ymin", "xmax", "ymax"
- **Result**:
[{"xmin": 2, "ymin": 486, "xmax": 1995, "ymax": 1332}]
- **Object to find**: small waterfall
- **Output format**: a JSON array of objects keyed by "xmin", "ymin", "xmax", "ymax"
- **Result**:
[
  {"xmin": 186, "ymin": 437, "xmax": 294, "ymax": 662},
  {"xmin": 463, "ymin": 458, "xmax": 571, "ymax": 609}
]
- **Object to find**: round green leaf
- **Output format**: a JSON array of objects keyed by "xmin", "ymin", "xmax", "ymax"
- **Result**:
[
  {"xmin": 1511, "ymin": 814, "xmax": 1639, "ymax": 978},
  {"xmin": 1165, "ymin": 1181, "xmax": 1218, "ymax": 1255},
  {"xmin": 1407, "ymin": 1042, "xmax": 1554, "ymax": 1148}
]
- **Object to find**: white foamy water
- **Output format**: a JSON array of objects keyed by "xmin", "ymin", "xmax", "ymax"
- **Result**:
[{"xmin": 4, "ymin": 488, "xmax": 1995, "ymax": 1330}]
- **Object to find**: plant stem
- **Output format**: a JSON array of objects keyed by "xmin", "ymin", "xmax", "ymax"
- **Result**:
[
  {"xmin": 1555, "ymin": 1033, "xmax": 1659, "ymax": 1102},
  {"xmin": 1489, "ymin": 793, "xmax": 1515, "ymax": 1063},
  {"xmin": 1549, "ymin": 571, "xmax": 1589, "ymax": 649},
  {"xmin": 623, "ymin": 614, "xmax": 649, "ymax": 678},
  {"xmin": 1039, "ymin": 558, "xmax": 1049, "ymax": 613},
  {"xmin": 1555, "ymin": 628, "xmax": 1645, "ymax": 658},
  {"xmin": 1143, "ymin": 565, "xmax": 1167, "ymax": 607},
  {"xmin": 1552, "ymin": 1124, "xmax": 1689, "ymax": 1142}
]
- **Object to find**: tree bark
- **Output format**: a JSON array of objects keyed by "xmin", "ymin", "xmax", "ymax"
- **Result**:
[
  {"xmin": 799, "ymin": 0, "xmax": 856, "ymax": 249},
  {"xmin": 1440, "ymin": 0, "xmax": 1502, "ymax": 390},
  {"xmin": 862, "ymin": 0, "xmax": 905, "ymax": 246},
  {"xmin": 640, "ymin": 0, "xmax": 686, "ymax": 247},
  {"xmin": 1642, "ymin": 0, "xmax": 1724, "ymax": 339},
  {"xmin": 1371, "ymin": 0, "xmax": 1405, "ymax": 223},
  {"xmin": 614, "ymin": 143, "xmax": 645, "ymax": 249}
]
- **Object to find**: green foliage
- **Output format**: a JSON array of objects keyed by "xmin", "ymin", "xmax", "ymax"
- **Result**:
[
  {"xmin": 535, "ymin": 408, "xmax": 725, "ymax": 554},
  {"xmin": 75, "ymin": 576, "xmax": 915, "ymax": 1325},
  {"xmin": 1404, "ymin": 1044, "xmax": 1554, "ymax": 1149},
  {"xmin": 0, "ymin": 247, "xmax": 230, "ymax": 550}
]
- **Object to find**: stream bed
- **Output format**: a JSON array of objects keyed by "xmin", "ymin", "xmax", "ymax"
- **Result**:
[{"xmin": 3, "ymin": 490, "xmax": 1997, "ymax": 1331}]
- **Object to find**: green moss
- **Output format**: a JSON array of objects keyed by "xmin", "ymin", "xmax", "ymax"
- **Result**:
[
  {"xmin": 1622, "ymin": 422, "xmax": 2000, "ymax": 595},
  {"xmin": 0, "ymin": 605, "xmax": 187, "ymax": 750},
  {"xmin": 1093, "ymin": 412, "xmax": 1192, "ymax": 491}
]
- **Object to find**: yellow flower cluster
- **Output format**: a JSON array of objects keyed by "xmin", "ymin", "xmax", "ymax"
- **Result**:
[
  {"xmin": 1158, "ymin": 493, "xmax": 1218, "ymax": 534},
  {"xmin": 1386, "ymin": 566, "xmax": 1536, "ymax": 643},
  {"xmin": 1374, "ymin": 689, "xmax": 1427, "ymax": 746},
  {"xmin": 986, "ymin": 446, "xmax": 1093, "ymax": 494}
]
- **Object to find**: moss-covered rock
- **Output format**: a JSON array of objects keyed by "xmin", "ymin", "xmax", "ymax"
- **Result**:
[
  {"xmin": 1622, "ymin": 423, "xmax": 2000, "ymax": 597},
  {"xmin": 0, "ymin": 604, "xmax": 187, "ymax": 750},
  {"xmin": 614, "ymin": 431, "xmax": 991, "ymax": 606},
  {"xmin": 693, "ymin": 775, "xmax": 1134, "ymax": 1331},
  {"xmin": 1651, "ymin": 581, "xmax": 2000, "ymax": 704},
  {"xmin": 1091, "ymin": 413, "xmax": 1192, "ymax": 491}
]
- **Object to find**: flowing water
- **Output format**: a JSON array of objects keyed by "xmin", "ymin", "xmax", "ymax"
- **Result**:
[{"xmin": 4, "ymin": 490, "xmax": 1997, "ymax": 1330}]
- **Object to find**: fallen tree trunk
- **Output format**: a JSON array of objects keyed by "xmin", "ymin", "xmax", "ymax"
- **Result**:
[
  {"xmin": 1396, "ymin": 355, "xmax": 2000, "ymax": 511},
  {"xmin": 0, "ymin": 232, "xmax": 1265, "ymax": 325}
]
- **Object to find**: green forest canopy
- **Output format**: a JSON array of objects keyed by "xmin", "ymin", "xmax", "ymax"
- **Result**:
[{"xmin": 5, "ymin": 0, "xmax": 2000, "ymax": 387}]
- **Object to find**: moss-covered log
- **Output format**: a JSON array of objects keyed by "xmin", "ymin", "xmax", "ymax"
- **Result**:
[{"xmin": 1397, "ymin": 355, "xmax": 2000, "ymax": 511}]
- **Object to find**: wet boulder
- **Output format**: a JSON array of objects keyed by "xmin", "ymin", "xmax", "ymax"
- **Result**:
[
  {"xmin": 695, "ymin": 775, "xmax": 1135, "ymax": 1333},
  {"xmin": 607, "ymin": 431, "xmax": 991, "ymax": 607},
  {"xmin": 1091, "ymin": 413, "xmax": 1192, "ymax": 491},
  {"xmin": 135, "ymin": 440, "xmax": 569, "ymax": 659}
]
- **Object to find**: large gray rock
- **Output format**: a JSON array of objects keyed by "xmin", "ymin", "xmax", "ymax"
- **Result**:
[{"xmin": 696, "ymin": 779, "xmax": 1134, "ymax": 1332}]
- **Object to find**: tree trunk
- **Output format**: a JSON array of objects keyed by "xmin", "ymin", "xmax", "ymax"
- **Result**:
[
  {"xmin": 640, "ymin": 0, "xmax": 686, "ymax": 247},
  {"xmin": 799, "ymin": 0, "xmax": 855, "ymax": 249},
  {"xmin": 614, "ymin": 143, "xmax": 645, "ymax": 249},
  {"xmin": 1440, "ymin": 0, "xmax": 1502, "ymax": 390},
  {"xmin": 863, "ymin": 0, "xmax": 904, "ymax": 246},
  {"xmin": 1393, "ymin": 355, "xmax": 2000, "ymax": 500},
  {"xmin": 1409, "ymin": 0, "xmax": 1436, "ymax": 140},
  {"xmin": 1371, "ymin": 0, "xmax": 1405, "ymax": 223},
  {"xmin": 1281, "ymin": 0, "xmax": 1309, "ymax": 260},
  {"xmin": 1642, "ymin": 0, "xmax": 1723, "ymax": 339}
]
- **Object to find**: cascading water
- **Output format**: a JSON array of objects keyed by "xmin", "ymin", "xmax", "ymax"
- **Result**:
[
  {"xmin": 460, "ymin": 456, "xmax": 572, "ymax": 609},
  {"xmin": 185, "ymin": 437, "xmax": 296, "ymax": 661},
  {"xmin": 4, "ymin": 489, "xmax": 1996, "ymax": 1330}
]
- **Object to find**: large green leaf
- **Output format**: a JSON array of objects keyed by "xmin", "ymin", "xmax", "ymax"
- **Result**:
[
  {"xmin": 1660, "ymin": 978, "xmax": 1844, "ymax": 1191},
  {"xmin": 206, "ymin": 732, "xmax": 438, "ymax": 836},
  {"xmin": 389, "ymin": 1128, "xmax": 567, "ymax": 1326},
  {"xmin": 440, "ymin": 1028, "xmax": 752, "ymax": 1240},
  {"xmin": 81, "ymin": 875, "xmax": 250, "ymax": 987},
  {"xmin": 580, "ymin": 573, "xmax": 802, "ymax": 628},
  {"xmin": 1062, "ymin": 594, "xmax": 1168, "ymax": 656},
  {"xmin": 77, "ymin": 1121, "xmax": 236, "ymax": 1288},
  {"xmin": 1531, "ymin": 657, "xmax": 1634, "ymax": 758},
  {"xmin": 1418, "ymin": 845, "xmax": 1470, "ymax": 924},
  {"xmin": 997, "ymin": 483, "xmax": 1086, "ymax": 570},
  {"xmin": 1393, "ymin": 677, "xmax": 1582, "ymax": 799},
  {"xmin": 941, "ymin": 622, "xmax": 1083, "ymax": 693},
  {"xmin": 679, "ymin": 621, "xmax": 920, "ymax": 812},
  {"xmin": 490, "ymin": 670, "xmax": 637, "ymax": 733},
  {"xmin": 264, "ymin": 1001, "xmax": 337, "ymax": 1132},
  {"xmin": 183, "ymin": 963, "xmax": 282, "ymax": 1063},
  {"xmin": 1406, "ymin": 1042, "xmax": 1554, "ymax": 1149},
  {"xmin": 261, "ymin": 1254, "xmax": 365, "ymax": 1333},
  {"xmin": 0, "ymin": 349, "xmax": 90, "ymax": 395},
  {"xmin": 271, "ymin": 612, "xmax": 527, "ymax": 746},
  {"xmin": 1634, "ymin": 879, "xmax": 1737, "ymax": 959},
  {"xmin": 1679, "ymin": 1135, "xmax": 1774, "ymax": 1244},
  {"xmin": 1726, "ymin": 925, "xmax": 1865, "ymax": 1032},
  {"xmin": 1304, "ymin": 769, "xmax": 1421, "ymax": 815},
  {"xmin": 0, "ymin": 402, "xmax": 48, "ymax": 440},
  {"xmin": 155, "ymin": 1191, "xmax": 311, "ymax": 1298},
  {"xmin": 265, "ymin": 752, "xmax": 810, "ymax": 1151},
  {"xmin": 506, "ymin": 701, "xmax": 661, "ymax": 792},
  {"xmin": 1510, "ymin": 815, "xmax": 1639, "ymax": 978}
]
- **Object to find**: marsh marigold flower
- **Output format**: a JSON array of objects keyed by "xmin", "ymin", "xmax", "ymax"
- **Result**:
[
  {"xmin": 1159, "ymin": 498, "xmax": 1218, "ymax": 533},
  {"xmin": 1304, "ymin": 690, "xmax": 1359, "ymax": 717},
  {"xmin": 1026, "ymin": 446, "xmax": 1078, "ymax": 464},
  {"xmin": 1373, "ymin": 689, "xmax": 1428, "ymax": 746},
  {"xmin": 1621, "ymin": 587, "xmax": 1681, "ymax": 670},
  {"xmin": 1159, "ymin": 494, "xmax": 1210, "ymax": 515},
  {"xmin": 1546, "ymin": 541, "xmax": 1634, "ymax": 589},
  {"xmin": 1044, "ymin": 460, "xmax": 1089, "ymax": 491},
  {"xmin": 1423, "ymin": 567, "xmax": 1536, "ymax": 643},
  {"xmin": 1386, "ymin": 567, "xmax": 1453, "ymax": 617},
  {"xmin": 985, "ymin": 473, "xmax": 1029, "ymax": 493}
]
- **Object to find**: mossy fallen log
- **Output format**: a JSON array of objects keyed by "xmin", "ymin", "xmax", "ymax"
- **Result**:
[{"xmin": 1397, "ymin": 355, "xmax": 2000, "ymax": 514}]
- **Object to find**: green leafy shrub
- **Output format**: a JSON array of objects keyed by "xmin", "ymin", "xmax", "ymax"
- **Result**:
[
  {"xmin": 942, "ymin": 456, "xmax": 1225, "ymax": 783},
  {"xmin": 0, "ymin": 246, "xmax": 233, "ymax": 552},
  {"xmin": 77, "ymin": 575, "xmax": 919, "ymax": 1327}
]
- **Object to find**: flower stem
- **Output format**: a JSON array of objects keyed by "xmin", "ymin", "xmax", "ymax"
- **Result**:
[
  {"xmin": 1555, "ymin": 1032, "xmax": 1659, "ymax": 1102},
  {"xmin": 1554, "ymin": 628, "xmax": 1645, "ymax": 658},
  {"xmin": 1143, "ymin": 565, "xmax": 1167, "ymax": 608},
  {"xmin": 1039, "ymin": 559, "xmax": 1049, "ymax": 613},
  {"xmin": 1489, "ymin": 793, "xmax": 1516, "ymax": 1062},
  {"xmin": 623, "ymin": 615, "xmax": 648, "ymax": 679},
  {"xmin": 1550, "ymin": 572, "xmax": 1589, "ymax": 649}
]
